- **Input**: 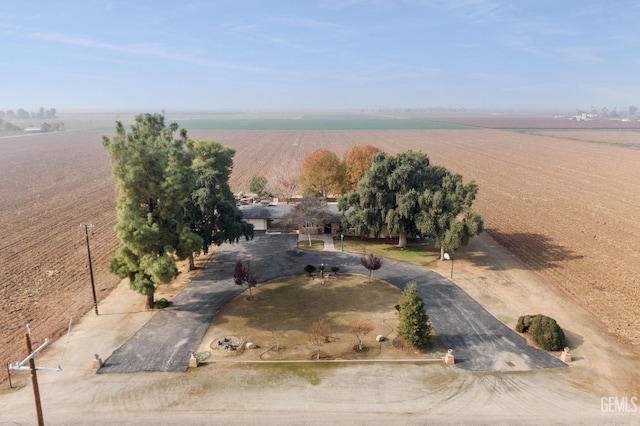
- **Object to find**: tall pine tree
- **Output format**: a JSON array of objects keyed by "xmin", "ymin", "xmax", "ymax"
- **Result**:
[{"xmin": 102, "ymin": 114, "xmax": 202, "ymax": 308}]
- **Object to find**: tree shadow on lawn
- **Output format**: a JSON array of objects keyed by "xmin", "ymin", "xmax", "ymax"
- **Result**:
[
  {"xmin": 337, "ymin": 232, "xmax": 582, "ymax": 274},
  {"xmin": 342, "ymin": 237, "xmax": 441, "ymax": 267}
]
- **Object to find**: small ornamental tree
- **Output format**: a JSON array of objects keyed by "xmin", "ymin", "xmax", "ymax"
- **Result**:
[
  {"xmin": 249, "ymin": 175, "xmax": 268, "ymax": 196},
  {"xmin": 308, "ymin": 319, "xmax": 331, "ymax": 360},
  {"xmin": 349, "ymin": 319, "xmax": 374, "ymax": 351},
  {"xmin": 398, "ymin": 282, "xmax": 431, "ymax": 348},
  {"xmin": 233, "ymin": 260, "xmax": 257, "ymax": 299},
  {"xmin": 304, "ymin": 264, "xmax": 316, "ymax": 277},
  {"xmin": 288, "ymin": 194, "xmax": 332, "ymax": 246},
  {"xmin": 271, "ymin": 330, "xmax": 287, "ymax": 351},
  {"xmin": 267, "ymin": 164, "xmax": 299, "ymax": 204},
  {"xmin": 233, "ymin": 261, "xmax": 244, "ymax": 285},
  {"xmin": 361, "ymin": 253, "xmax": 383, "ymax": 283}
]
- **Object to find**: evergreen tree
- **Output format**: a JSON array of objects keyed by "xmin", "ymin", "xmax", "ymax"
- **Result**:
[
  {"xmin": 339, "ymin": 150, "xmax": 482, "ymax": 251},
  {"xmin": 102, "ymin": 113, "xmax": 203, "ymax": 309},
  {"xmin": 398, "ymin": 282, "xmax": 431, "ymax": 348},
  {"xmin": 185, "ymin": 140, "xmax": 253, "ymax": 265}
]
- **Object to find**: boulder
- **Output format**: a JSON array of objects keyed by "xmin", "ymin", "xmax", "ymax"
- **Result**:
[
  {"xmin": 376, "ymin": 335, "xmax": 386, "ymax": 342},
  {"xmin": 246, "ymin": 341, "xmax": 258, "ymax": 350}
]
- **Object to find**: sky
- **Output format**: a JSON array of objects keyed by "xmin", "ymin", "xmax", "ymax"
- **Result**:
[{"xmin": 1, "ymin": 0, "xmax": 640, "ymax": 111}]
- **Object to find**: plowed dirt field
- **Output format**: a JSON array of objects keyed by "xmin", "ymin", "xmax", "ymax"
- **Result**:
[{"xmin": 2, "ymin": 121, "xmax": 639, "ymax": 383}]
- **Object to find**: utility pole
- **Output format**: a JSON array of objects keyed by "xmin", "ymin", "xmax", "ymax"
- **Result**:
[
  {"xmin": 8, "ymin": 322, "xmax": 61, "ymax": 426},
  {"xmin": 25, "ymin": 328, "xmax": 44, "ymax": 426},
  {"xmin": 80, "ymin": 223, "xmax": 99, "ymax": 315}
]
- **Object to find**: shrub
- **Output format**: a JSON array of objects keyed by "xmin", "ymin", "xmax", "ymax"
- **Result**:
[
  {"xmin": 154, "ymin": 298, "xmax": 169, "ymax": 309},
  {"xmin": 304, "ymin": 264, "xmax": 316, "ymax": 277},
  {"xmin": 331, "ymin": 266, "xmax": 339, "ymax": 274},
  {"xmin": 529, "ymin": 315, "xmax": 566, "ymax": 351},
  {"xmin": 516, "ymin": 315, "xmax": 534, "ymax": 333},
  {"xmin": 517, "ymin": 314, "xmax": 566, "ymax": 351}
]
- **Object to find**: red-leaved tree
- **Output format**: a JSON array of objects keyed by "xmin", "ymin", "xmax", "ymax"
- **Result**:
[
  {"xmin": 233, "ymin": 260, "xmax": 257, "ymax": 299},
  {"xmin": 343, "ymin": 145, "xmax": 381, "ymax": 190},
  {"xmin": 298, "ymin": 149, "xmax": 345, "ymax": 197},
  {"xmin": 361, "ymin": 253, "xmax": 383, "ymax": 283}
]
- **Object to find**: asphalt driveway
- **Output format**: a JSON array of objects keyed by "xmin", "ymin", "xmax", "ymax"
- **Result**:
[{"xmin": 98, "ymin": 233, "xmax": 566, "ymax": 373}]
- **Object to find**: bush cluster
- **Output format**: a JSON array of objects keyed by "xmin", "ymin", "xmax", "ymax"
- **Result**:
[
  {"xmin": 516, "ymin": 314, "xmax": 566, "ymax": 351},
  {"xmin": 304, "ymin": 264, "xmax": 340, "ymax": 276}
]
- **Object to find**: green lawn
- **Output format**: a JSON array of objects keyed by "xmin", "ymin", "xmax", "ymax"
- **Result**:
[{"xmin": 338, "ymin": 236, "xmax": 440, "ymax": 267}]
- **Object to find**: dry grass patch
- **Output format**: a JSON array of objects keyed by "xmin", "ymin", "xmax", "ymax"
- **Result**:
[
  {"xmin": 296, "ymin": 240, "xmax": 325, "ymax": 251},
  {"xmin": 200, "ymin": 273, "xmax": 443, "ymax": 362}
]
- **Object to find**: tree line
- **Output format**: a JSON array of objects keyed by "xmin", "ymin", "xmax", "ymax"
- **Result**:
[
  {"xmin": 269, "ymin": 146, "xmax": 483, "ymax": 256},
  {"xmin": 250, "ymin": 145, "xmax": 381, "ymax": 199},
  {"xmin": 0, "ymin": 107, "xmax": 58, "ymax": 120},
  {"xmin": 0, "ymin": 107, "xmax": 61, "ymax": 131}
]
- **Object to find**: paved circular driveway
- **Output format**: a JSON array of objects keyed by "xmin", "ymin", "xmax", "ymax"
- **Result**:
[{"xmin": 98, "ymin": 233, "xmax": 566, "ymax": 373}]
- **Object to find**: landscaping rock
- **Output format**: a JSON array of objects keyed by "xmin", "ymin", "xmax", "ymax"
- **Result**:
[
  {"xmin": 376, "ymin": 335, "xmax": 386, "ymax": 342},
  {"xmin": 246, "ymin": 341, "xmax": 258, "ymax": 350}
]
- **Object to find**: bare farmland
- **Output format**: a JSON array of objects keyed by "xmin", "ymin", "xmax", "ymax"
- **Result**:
[{"xmin": 1, "ymin": 123, "xmax": 639, "ymax": 382}]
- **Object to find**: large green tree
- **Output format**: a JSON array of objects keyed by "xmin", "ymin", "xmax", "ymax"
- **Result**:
[
  {"xmin": 103, "ymin": 113, "xmax": 202, "ymax": 309},
  {"xmin": 415, "ymin": 168, "xmax": 484, "ymax": 259},
  {"xmin": 339, "ymin": 150, "xmax": 482, "ymax": 252},
  {"xmin": 186, "ymin": 140, "xmax": 253, "ymax": 264}
]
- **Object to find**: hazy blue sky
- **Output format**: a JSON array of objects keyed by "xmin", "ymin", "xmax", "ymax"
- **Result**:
[{"xmin": 2, "ymin": 1, "xmax": 639, "ymax": 111}]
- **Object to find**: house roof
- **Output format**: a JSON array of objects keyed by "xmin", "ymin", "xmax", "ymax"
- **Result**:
[{"xmin": 239, "ymin": 202, "xmax": 344, "ymax": 223}]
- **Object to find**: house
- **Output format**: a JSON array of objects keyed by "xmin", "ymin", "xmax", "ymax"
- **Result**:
[{"xmin": 239, "ymin": 202, "xmax": 344, "ymax": 234}]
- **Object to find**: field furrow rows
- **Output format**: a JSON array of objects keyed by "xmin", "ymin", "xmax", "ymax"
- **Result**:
[{"xmin": 2, "ymin": 125, "xmax": 639, "ymax": 381}]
